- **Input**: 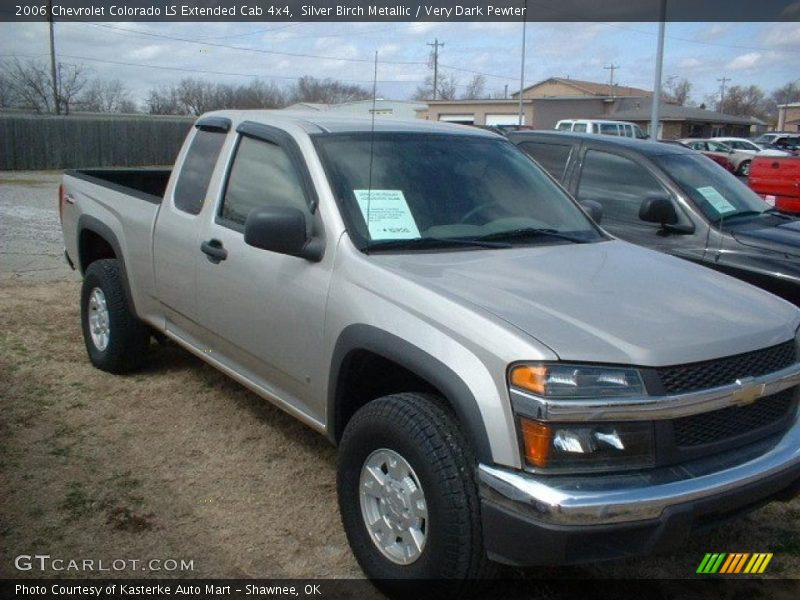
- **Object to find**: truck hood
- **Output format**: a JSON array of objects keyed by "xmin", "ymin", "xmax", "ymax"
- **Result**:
[
  {"xmin": 373, "ymin": 240, "xmax": 798, "ymax": 366},
  {"xmin": 729, "ymin": 217, "xmax": 800, "ymax": 258}
]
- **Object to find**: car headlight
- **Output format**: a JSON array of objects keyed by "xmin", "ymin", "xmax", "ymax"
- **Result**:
[
  {"xmin": 509, "ymin": 363, "xmax": 646, "ymax": 398},
  {"xmin": 518, "ymin": 418, "xmax": 655, "ymax": 473}
]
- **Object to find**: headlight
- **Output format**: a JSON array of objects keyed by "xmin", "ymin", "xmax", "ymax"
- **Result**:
[
  {"xmin": 509, "ymin": 363, "xmax": 645, "ymax": 398},
  {"xmin": 519, "ymin": 418, "xmax": 655, "ymax": 473}
]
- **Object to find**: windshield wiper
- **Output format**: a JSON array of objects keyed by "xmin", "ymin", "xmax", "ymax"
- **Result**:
[
  {"xmin": 715, "ymin": 210, "xmax": 763, "ymax": 226},
  {"xmin": 474, "ymin": 227, "xmax": 588, "ymax": 244},
  {"xmin": 763, "ymin": 207, "xmax": 797, "ymax": 220},
  {"xmin": 365, "ymin": 237, "xmax": 511, "ymax": 252}
]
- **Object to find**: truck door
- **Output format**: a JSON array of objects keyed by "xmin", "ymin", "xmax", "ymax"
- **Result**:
[
  {"xmin": 194, "ymin": 124, "xmax": 331, "ymax": 422},
  {"xmin": 153, "ymin": 120, "xmax": 230, "ymax": 334}
]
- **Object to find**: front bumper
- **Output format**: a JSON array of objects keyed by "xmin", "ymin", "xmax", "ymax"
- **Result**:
[{"xmin": 479, "ymin": 414, "xmax": 800, "ymax": 566}]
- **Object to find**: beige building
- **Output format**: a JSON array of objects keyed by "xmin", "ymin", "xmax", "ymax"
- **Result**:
[
  {"xmin": 777, "ymin": 103, "xmax": 800, "ymax": 132},
  {"xmin": 416, "ymin": 76, "xmax": 651, "ymax": 128},
  {"xmin": 416, "ymin": 77, "xmax": 762, "ymax": 139}
]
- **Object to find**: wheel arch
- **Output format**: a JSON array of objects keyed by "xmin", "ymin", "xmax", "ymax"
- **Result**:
[
  {"xmin": 328, "ymin": 324, "xmax": 493, "ymax": 464},
  {"xmin": 77, "ymin": 215, "xmax": 137, "ymax": 316}
]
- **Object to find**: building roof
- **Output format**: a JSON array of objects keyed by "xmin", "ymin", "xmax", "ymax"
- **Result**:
[
  {"xmin": 604, "ymin": 99, "xmax": 763, "ymax": 125},
  {"xmin": 512, "ymin": 77, "xmax": 652, "ymax": 99}
]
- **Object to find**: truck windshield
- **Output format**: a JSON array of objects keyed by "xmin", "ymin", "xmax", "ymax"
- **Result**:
[
  {"xmin": 314, "ymin": 133, "xmax": 603, "ymax": 251},
  {"xmin": 653, "ymin": 153, "xmax": 769, "ymax": 223}
]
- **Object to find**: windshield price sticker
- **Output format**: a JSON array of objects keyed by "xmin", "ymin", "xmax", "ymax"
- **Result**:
[
  {"xmin": 697, "ymin": 186, "xmax": 737, "ymax": 215},
  {"xmin": 354, "ymin": 189, "xmax": 421, "ymax": 240}
]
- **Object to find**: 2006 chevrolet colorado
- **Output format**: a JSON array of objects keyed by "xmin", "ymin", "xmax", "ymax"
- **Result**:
[{"xmin": 60, "ymin": 112, "xmax": 800, "ymax": 592}]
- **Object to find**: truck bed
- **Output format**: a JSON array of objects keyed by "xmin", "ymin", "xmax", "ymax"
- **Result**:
[
  {"xmin": 748, "ymin": 156, "xmax": 800, "ymax": 214},
  {"xmin": 64, "ymin": 168, "xmax": 172, "ymax": 203}
]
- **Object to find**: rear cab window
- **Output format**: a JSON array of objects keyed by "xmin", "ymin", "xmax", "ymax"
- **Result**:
[
  {"xmin": 517, "ymin": 141, "xmax": 574, "ymax": 181},
  {"xmin": 173, "ymin": 128, "xmax": 227, "ymax": 215}
]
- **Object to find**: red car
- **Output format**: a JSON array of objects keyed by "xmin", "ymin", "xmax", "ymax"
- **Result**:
[
  {"xmin": 748, "ymin": 156, "xmax": 800, "ymax": 214},
  {"xmin": 702, "ymin": 152, "xmax": 736, "ymax": 172}
]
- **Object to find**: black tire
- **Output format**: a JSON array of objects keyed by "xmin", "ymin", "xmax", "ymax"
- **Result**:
[
  {"xmin": 337, "ymin": 393, "xmax": 493, "ymax": 598},
  {"xmin": 80, "ymin": 259, "xmax": 149, "ymax": 373},
  {"xmin": 739, "ymin": 160, "xmax": 751, "ymax": 176}
]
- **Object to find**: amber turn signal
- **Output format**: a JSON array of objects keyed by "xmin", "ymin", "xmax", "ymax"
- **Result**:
[
  {"xmin": 509, "ymin": 365, "xmax": 548, "ymax": 395},
  {"xmin": 519, "ymin": 418, "xmax": 552, "ymax": 468}
]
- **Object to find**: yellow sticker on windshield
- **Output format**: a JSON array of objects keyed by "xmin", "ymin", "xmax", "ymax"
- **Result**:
[
  {"xmin": 354, "ymin": 190, "xmax": 421, "ymax": 240},
  {"xmin": 697, "ymin": 186, "xmax": 736, "ymax": 215}
]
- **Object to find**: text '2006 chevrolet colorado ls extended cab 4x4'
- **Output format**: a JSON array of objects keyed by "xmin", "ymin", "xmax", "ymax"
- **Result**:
[{"xmin": 60, "ymin": 112, "xmax": 800, "ymax": 594}]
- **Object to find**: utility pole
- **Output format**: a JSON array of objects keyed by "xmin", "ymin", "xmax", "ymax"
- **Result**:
[
  {"xmin": 47, "ymin": 0, "xmax": 60, "ymax": 114},
  {"xmin": 649, "ymin": 0, "xmax": 666, "ymax": 140},
  {"xmin": 518, "ymin": 0, "xmax": 527, "ymax": 127},
  {"xmin": 427, "ymin": 38, "xmax": 444, "ymax": 100},
  {"xmin": 504, "ymin": 84, "xmax": 508, "ymax": 99},
  {"xmin": 717, "ymin": 76, "xmax": 731, "ymax": 113},
  {"xmin": 603, "ymin": 64, "xmax": 619, "ymax": 97}
]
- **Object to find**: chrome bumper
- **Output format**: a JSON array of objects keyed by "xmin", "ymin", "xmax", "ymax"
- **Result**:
[{"xmin": 479, "ymin": 412, "xmax": 800, "ymax": 527}]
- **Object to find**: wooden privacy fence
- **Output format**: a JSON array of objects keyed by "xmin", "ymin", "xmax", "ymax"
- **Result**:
[{"xmin": 0, "ymin": 113, "xmax": 195, "ymax": 170}]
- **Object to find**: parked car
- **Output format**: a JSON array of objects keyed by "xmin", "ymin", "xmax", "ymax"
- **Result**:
[
  {"xmin": 511, "ymin": 130, "xmax": 800, "ymax": 305},
  {"xmin": 555, "ymin": 118, "xmax": 648, "ymax": 139},
  {"xmin": 712, "ymin": 137, "xmax": 791, "ymax": 174},
  {"xmin": 680, "ymin": 138, "xmax": 750, "ymax": 174},
  {"xmin": 60, "ymin": 114, "xmax": 800, "ymax": 592},
  {"xmin": 749, "ymin": 156, "xmax": 800, "ymax": 214}
]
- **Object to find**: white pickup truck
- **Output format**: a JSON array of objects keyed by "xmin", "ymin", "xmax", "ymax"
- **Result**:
[{"xmin": 60, "ymin": 111, "xmax": 800, "ymax": 592}]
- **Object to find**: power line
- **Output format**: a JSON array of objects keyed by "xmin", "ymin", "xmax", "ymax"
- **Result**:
[{"xmin": 77, "ymin": 21, "xmax": 428, "ymax": 67}]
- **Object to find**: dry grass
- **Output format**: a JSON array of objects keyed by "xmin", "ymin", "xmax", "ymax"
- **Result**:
[{"xmin": 1, "ymin": 280, "xmax": 799, "ymax": 589}]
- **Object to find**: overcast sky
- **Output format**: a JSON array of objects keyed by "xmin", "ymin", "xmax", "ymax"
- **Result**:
[{"xmin": 2, "ymin": 20, "xmax": 799, "ymax": 105}]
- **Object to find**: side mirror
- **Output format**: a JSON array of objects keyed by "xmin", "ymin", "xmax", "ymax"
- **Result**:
[
  {"xmin": 639, "ymin": 197, "xmax": 678, "ymax": 225},
  {"xmin": 580, "ymin": 200, "xmax": 603, "ymax": 223},
  {"xmin": 244, "ymin": 206, "xmax": 323, "ymax": 261}
]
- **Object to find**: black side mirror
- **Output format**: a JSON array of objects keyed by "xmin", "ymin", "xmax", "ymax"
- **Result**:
[
  {"xmin": 580, "ymin": 200, "xmax": 603, "ymax": 223},
  {"xmin": 640, "ymin": 197, "xmax": 678, "ymax": 225},
  {"xmin": 244, "ymin": 206, "xmax": 323, "ymax": 261}
]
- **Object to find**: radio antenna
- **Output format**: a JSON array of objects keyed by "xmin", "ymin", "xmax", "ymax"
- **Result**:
[{"xmin": 366, "ymin": 50, "xmax": 378, "ymax": 238}]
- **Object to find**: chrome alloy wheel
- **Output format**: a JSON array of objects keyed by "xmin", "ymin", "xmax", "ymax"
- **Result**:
[
  {"xmin": 359, "ymin": 448, "xmax": 428, "ymax": 565},
  {"xmin": 88, "ymin": 287, "xmax": 110, "ymax": 351}
]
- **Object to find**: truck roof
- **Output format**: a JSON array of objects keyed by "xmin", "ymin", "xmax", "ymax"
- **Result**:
[
  {"xmin": 202, "ymin": 110, "xmax": 500, "ymax": 137},
  {"xmin": 508, "ymin": 130, "xmax": 695, "ymax": 157}
]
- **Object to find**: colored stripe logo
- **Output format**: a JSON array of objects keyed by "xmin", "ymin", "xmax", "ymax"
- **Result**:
[{"xmin": 697, "ymin": 553, "xmax": 773, "ymax": 574}]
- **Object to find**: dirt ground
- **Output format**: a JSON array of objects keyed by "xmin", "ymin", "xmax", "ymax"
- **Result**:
[{"xmin": 1, "ymin": 173, "xmax": 799, "ymax": 590}]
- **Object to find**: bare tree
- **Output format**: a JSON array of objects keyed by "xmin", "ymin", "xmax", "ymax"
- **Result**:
[
  {"xmin": 718, "ymin": 84, "xmax": 769, "ymax": 120},
  {"xmin": 290, "ymin": 76, "xmax": 372, "ymax": 104},
  {"xmin": 56, "ymin": 62, "xmax": 88, "ymax": 115},
  {"xmin": 0, "ymin": 70, "xmax": 16, "ymax": 108},
  {"xmin": 145, "ymin": 84, "xmax": 186, "ymax": 115},
  {"xmin": 234, "ymin": 79, "xmax": 285, "ymax": 109},
  {"xmin": 461, "ymin": 75, "xmax": 487, "ymax": 100},
  {"xmin": 79, "ymin": 78, "xmax": 134, "ymax": 112},
  {"xmin": 662, "ymin": 76, "xmax": 692, "ymax": 106},
  {"xmin": 3, "ymin": 58, "xmax": 55, "ymax": 112},
  {"xmin": 412, "ymin": 73, "xmax": 458, "ymax": 101}
]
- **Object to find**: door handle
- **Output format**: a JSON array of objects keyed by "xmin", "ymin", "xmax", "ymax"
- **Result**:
[{"xmin": 200, "ymin": 239, "xmax": 228, "ymax": 263}]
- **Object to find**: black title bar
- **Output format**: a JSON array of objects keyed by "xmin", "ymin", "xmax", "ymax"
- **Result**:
[{"xmin": 3, "ymin": 0, "xmax": 799, "ymax": 22}]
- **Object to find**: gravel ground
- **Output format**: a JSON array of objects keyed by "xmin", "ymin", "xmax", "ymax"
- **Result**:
[{"xmin": 1, "ymin": 172, "xmax": 799, "ymax": 592}]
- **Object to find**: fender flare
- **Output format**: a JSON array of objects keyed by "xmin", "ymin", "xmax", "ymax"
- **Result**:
[
  {"xmin": 328, "ymin": 323, "xmax": 493, "ymax": 463},
  {"xmin": 76, "ymin": 214, "xmax": 138, "ymax": 315}
]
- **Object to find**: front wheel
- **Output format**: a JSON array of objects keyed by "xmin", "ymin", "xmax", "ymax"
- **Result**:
[
  {"xmin": 337, "ymin": 393, "xmax": 492, "ymax": 597},
  {"xmin": 80, "ymin": 259, "xmax": 149, "ymax": 373}
]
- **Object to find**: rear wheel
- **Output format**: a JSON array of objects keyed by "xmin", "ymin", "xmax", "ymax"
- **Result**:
[
  {"xmin": 337, "ymin": 393, "xmax": 492, "ymax": 597},
  {"xmin": 80, "ymin": 259, "xmax": 149, "ymax": 373}
]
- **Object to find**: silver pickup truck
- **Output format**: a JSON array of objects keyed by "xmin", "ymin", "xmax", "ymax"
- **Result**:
[{"xmin": 60, "ymin": 112, "xmax": 800, "ymax": 591}]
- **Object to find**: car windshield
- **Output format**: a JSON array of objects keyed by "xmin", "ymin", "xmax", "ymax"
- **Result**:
[
  {"xmin": 654, "ymin": 153, "xmax": 769, "ymax": 223},
  {"xmin": 707, "ymin": 141, "xmax": 732, "ymax": 152},
  {"xmin": 315, "ymin": 133, "xmax": 604, "ymax": 251}
]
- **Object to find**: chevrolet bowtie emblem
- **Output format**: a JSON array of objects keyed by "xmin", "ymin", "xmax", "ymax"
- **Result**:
[{"xmin": 732, "ymin": 377, "xmax": 766, "ymax": 406}]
